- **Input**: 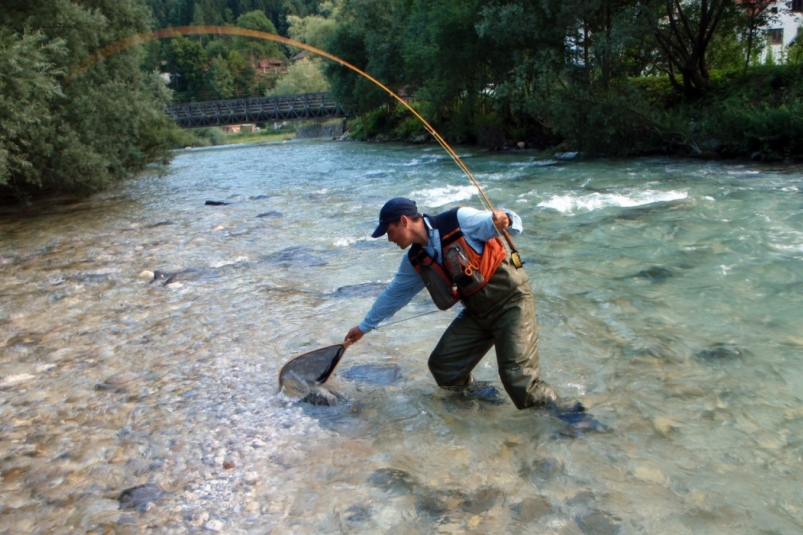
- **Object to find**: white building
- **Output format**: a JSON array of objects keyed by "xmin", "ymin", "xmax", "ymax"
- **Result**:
[{"xmin": 762, "ymin": 0, "xmax": 803, "ymax": 62}]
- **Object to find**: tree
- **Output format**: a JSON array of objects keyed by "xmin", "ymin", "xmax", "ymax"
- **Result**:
[
  {"xmin": 287, "ymin": 12, "xmax": 339, "ymax": 52},
  {"xmin": 205, "ymin": 55, "xmax": 236, "ymax": 98},
  {"xmin": 166, "ymin": 35, "xmax": 208, "ymax": 99},
  {"xmin": 0, "ymin": 31, "xmax": 65, "ymax": 193},
  {"xmin": 738, "ymin": 0, "xmax": 774, "ymax": 74},
  {"xmin": 267, "ymin": 57, "xmax": 329, "ymax": 95},
  {"xmin": 234, "ymin": 10, "xmax": 286, "ymax": 60},
  {"xmin": 0, "ymin": 0, "xmax": 180, "ymax": 202},
  {"xmin": 638, "ymin": 0, "xmax": 735, "ymax": 96}
]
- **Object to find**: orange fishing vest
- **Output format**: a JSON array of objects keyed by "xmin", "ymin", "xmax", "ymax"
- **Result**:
[{"xmin": 408, "ymin": 208, "xmax": 508, "ymax": 310}]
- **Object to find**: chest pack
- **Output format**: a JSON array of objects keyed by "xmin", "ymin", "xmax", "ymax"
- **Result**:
[{"xmin": 408, "ymin": 208, "xmax": 508, "ymax": 310}]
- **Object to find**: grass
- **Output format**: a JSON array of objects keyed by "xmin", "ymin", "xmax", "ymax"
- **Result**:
[{"xmin": 222, "ymin": 128, "xmax": 295, "ymax": 145}]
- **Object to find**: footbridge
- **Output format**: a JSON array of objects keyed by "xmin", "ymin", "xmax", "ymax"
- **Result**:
[{"xmin": 165, "ymin": 92, "xmax": 349, "ymax": 128}]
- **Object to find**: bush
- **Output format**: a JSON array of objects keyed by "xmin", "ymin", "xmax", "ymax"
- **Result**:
[{"xmin": 698, "ymin": 101, "xmax": 803, "ymax": 160}]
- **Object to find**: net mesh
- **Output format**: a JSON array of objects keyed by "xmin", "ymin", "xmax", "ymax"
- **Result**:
[{"xmin": 278, "ymin": 345, "xmax": 346, "ymax": 396}]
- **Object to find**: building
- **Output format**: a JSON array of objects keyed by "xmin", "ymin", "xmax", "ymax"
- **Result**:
[
  {"xmin": 250, "ymin": 57, "xmax": 288, "ymax": 75},
  {"xmin": 760, "ymin": 0, "xmax": 803, "ymax": 62}
]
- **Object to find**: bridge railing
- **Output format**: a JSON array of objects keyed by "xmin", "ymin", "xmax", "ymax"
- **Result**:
[{"xmin": 165, "ymin": 92, "xmax": 348, "ymax": 128}]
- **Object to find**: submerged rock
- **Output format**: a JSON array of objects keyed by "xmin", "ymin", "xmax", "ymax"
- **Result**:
[
  {"xmin": 70, "ymin": 273, "xmax": 112, "ymax": 284},
  {"xmin": 512, "ymin": 496, "xmax": 554, "ymax": 521},
  {"xmin": 460, "ymin": 486, "xmax": 503, "ymax": 514},
  {"xmin": 261, "ymin": 246, "xmax": 327, "ymax": 267},
  {"xmin": 367, "ymin": 468, "xmax": 418, "ymax": 494},
  {"xmin": 575, "ymin": 509, "xmax": 623, "ymax": 535},
  {"xmin": 299, "ymin": 387, "xmax": 345, "ymax": 406},
  {"xmin": 151, "ymin": 268, "xmax": 215, "ymax": 286},
  {"xmin": 696, "ymin": 344, "xmax": 749, "ymax": 362},
  {"xmin": 339, "ymin": 364, "xmax": 402, "ymax": 386},
  {"xmin": 634, "ymin": 266, "xmax": 673, "ymax": 283},
  {"xmin": 118, "ymin": 484, "xmax": 163, "ymax": 511},
  {"xmin": 256, "ymin": 211, "xmax": 283, "ymax": 218},
  {"xmin": 144, "ymin": 220, "xmax": 175, "ymax": 228}
]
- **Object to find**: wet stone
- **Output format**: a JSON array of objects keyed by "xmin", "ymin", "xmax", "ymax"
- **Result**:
[
  {"xmin": 339, "ymin": 364, "xmax": 402, "ymax": 386},
  {"xmin": 415, "ymin": 488, "xmax": 462, "ymax": 519},
  {"xmin": 299, "ymin": 387, "xmax": 344, "ymax": 406},
  {"xmin": 151, "ymin": 268, "xmax": 215, "ymax": 286},
  {"xmin": 144, "ymin": 220, "xmax": 175, "ymax": 228},
  {"xmin": 696, "ymin": 344, "xmax": 749, "ymax": 362},
  {"xmin": 367, "ymin": 468, "xmax": 418, "ymax": 495},
  {"xmin": 261, "ymin": 246, "xmax": 327, "ymax": 267},
  {"xmin": 70, "ymin": 273, "xmax": 112, "ymax": 283},
  {"xmin": 118, "ymin": 484, "xmax": 163, "ymax": 511},
  {"xmin": 634, "ymin": 266, "xmax": 673, "ymax": 283},
  {"xmin": 575, "ymin": 510, "xmax": 623, "ymax": 535},
  {"xmin": 460, "ymin": 486, "xmax": 503, "ymax": 514},
  {"xmin": 520, "ymin": 457, "xmax": 564, "ymax": 484},
  {"xmin": 513, "ymin": 496, "xmax": 554, "ymax": 521},
  {"xmin": 343, "ymin": 504, "xmax": 371, "ymax": 523}
]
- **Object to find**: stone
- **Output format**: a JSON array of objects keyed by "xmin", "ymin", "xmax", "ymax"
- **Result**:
[
  {"xmin": 204, "ymin": 519, "xmax": 224, "ymax": 532},
  {"xmin": 118, "ymin": 484, "xmax": 163, "ymax": 511}
]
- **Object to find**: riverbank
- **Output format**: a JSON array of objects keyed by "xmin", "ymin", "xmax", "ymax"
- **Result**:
[{"xmin": 342, "ymin": 64, "xmax": 803, "ymax": 163}]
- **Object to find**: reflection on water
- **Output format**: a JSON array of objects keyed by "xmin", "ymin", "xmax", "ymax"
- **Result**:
[{"xmin": 1, "ymin": 141, "xmax": 802, "ymax": 534}]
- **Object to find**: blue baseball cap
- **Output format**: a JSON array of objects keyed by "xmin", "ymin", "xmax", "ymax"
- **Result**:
[{"xmin": 371, "ymin": 197, "xmax": 418, "ymax": 238}]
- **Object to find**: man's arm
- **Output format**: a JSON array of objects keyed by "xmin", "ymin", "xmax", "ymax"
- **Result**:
[
  {"xmin": 345, "ymin": 256, "xmax": 425, "ymax": 344},
  {"xmin": 457, "ymin": 206, "xmax": 523, "ymax": 251}
]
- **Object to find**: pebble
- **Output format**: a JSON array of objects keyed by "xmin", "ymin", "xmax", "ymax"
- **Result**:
[
  {"xmin": 0, "ymin": 374, "xmax": 36, "ymax": 389},
  {"xmin": 204, "ymin": 519, "xmax": 224, "ymax": 532}
]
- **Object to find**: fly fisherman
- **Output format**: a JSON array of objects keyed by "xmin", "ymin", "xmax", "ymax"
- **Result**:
[{"xmin": 344, "ymin": 197, "xmax": 561, "ymax": 410}]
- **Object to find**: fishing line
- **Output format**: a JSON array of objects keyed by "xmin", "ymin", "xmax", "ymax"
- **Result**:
[
  {"xmin": 374, "ymin": 308, "xmax": 441, "ymax": 330},
  {"xmin": 65, "ymin": 25, "xmax": 523, "ymax": 266}
]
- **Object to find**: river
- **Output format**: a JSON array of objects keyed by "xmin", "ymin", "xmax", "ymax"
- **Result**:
[{"xmin": 1, "ymin": 140, "xmax": 802, "ymax": 534}]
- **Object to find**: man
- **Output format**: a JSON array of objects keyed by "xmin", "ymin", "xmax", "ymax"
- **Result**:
[{"xmin": 344, "ymin": 197, "xmax": 559, "ymax": 409}]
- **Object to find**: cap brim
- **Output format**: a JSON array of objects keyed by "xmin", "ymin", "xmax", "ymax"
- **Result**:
[{"xmin": 371, "ymin": 222, "xmax": 389, "ymax": 238}]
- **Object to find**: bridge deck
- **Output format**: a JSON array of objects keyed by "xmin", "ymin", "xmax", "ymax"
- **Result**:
[{"xmin": 165, "ymin": 92, "xmax": 348, "ymax": 128}]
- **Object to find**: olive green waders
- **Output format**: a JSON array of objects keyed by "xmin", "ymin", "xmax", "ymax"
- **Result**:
[{"xmin": 427, "ymin": 261, "xmax": 557, "ymax": 409}]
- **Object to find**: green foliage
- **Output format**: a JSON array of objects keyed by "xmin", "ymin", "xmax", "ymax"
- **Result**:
[
  {"xmin": 698, "ymin": 100, "xmax": 803, "ymax": 160},
  {"xmin": 206, "ymin": 55, "xmax": 236, "ymax": 99},
  {"xmin": 166, "ymin": 34, "xmax": 208, "ymax": 98},
  {"xmin": 287, "ymin": 12, "xmax": 338, "ymax": 52},
  {"xmin": 0, "ymin": 30, "xmax": 65, "ymax": 191},
  {"xmin": 234, "ymin": 10, "xmax": 285, "ymax": 60},
  {"xmin": 0, "ymin": 0, "xmax": 182, "ymax": 203},
  {"xmin": 267, "ymin": 58, "xmax": 329, "ymax": 95}
]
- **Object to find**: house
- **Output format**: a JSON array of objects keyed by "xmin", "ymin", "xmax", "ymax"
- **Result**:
[
  {"xmin": 250, "ymin": 57, "xmax": 288, "ymax": 75},
  {"xmin": 290, "ymin": 50, "xmax": 310, "ymax": 62},
  {"xmin": 756, "ymin": 0, "xmax": 803, "ymax": 62}
]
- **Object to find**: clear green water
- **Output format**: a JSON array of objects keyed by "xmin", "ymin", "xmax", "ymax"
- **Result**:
[{"xmin": 1, "ymin": 140, "xmax": 802, "ymax": 534}]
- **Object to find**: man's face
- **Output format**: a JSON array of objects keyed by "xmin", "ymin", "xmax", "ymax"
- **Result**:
[{"xmin": 386, "ymin": 217, "xmax": 412, "ymax": 249}]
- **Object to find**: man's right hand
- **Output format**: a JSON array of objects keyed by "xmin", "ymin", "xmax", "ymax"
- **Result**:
[{"xmin": 345, "ymin": 326, "xmax": 365, "ymax": 345}]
